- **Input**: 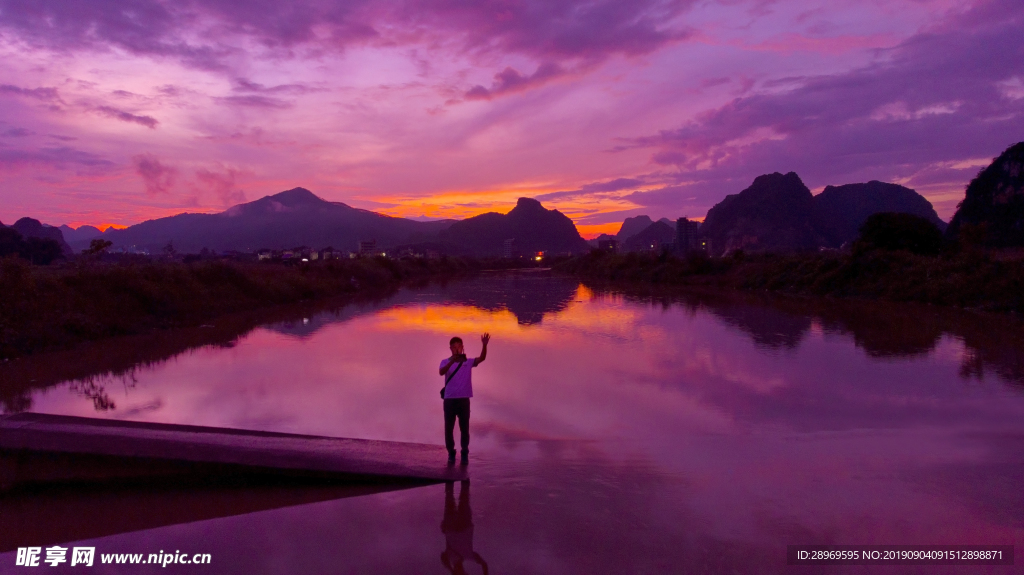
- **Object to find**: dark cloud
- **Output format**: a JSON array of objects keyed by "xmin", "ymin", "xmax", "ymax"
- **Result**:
[
  {"xmin": 1, "ymin": 127, "xmax": 33, "ymax": 138},
  {"xmin": 94, "ymin": 106, "xmax": 159, "ymax": 128},
  {"xmin": 216, "ymin": 95, "xmax": 293, "ymax": 109},
  {"xmin": 406, "ymin": 0, "xmax": 692, "ymax": 61},
  {"xmin": 132, "ymin": 153, "xmax": 177, "ymax": 194},
  {"xmin": 574, "ymin": 207, "xmax": 657, "ymax": 225},
  {"xmin": 0, "ymin": 146, "xmax": 113, "ymax": 170},
  {"xmin": 465, "ymin": 62, "xmax": 564, "ymax": 100},
  {"xmin": 536, "ymin": 177, "xmax": 644, "ymax": 201},
  {"xmin": 618, "ymin": 0, "xmax": 1024, "ymax": 214},
  {"xmin": 0, "ymin": 83, "xmax": 62, "ymax": 103},
  {"xmin": 0, "ymin": 0, "xmax": 691, "ymax": 77},
  {"xmin": 232, "ymin": 78, "xmax": 315, "ymax": 95},
  {"xmin": 0, "ymin": 0, "xmax": 232, "ymax": 70},
  {"xmin": 620, "ymin": 182, "xmax": 742, "ymax": 213}
]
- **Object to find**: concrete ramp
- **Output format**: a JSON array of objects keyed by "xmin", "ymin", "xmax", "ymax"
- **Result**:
[{"xmin": 0, "ymin": 412, "xmax": 467, "ymax": 488}]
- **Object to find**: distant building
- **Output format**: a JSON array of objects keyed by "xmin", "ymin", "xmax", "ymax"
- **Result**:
[
  {"xmin": 257, "ymin": 249, "xmax": 274, "ymax": 261},
  {"xmin": 503, "ymin": 238, "xmax": 516, "ymax": 259},
  {"xmin": 358, "ymin": 240, "xmax": 377, "ymax": 256},
  {"xmin": 597, "ymin": 238, "xmax": 619, "ymax": 253},
  {"xmin": 676, "ymin": 217, "xmax": 700, "ymax": 254}
]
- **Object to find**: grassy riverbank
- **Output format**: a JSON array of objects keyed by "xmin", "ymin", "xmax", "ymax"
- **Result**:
[
  {"xmin": 555, "ymin": 249, "xmax": 1024, "ymax": 313},
  {"xmin": 0, "ymin": 256, "xmax": 511, "ymax": 358}
]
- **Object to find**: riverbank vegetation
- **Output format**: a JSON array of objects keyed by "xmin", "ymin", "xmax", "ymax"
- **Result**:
[
  {"xmin": 0, "ymin": 256, "xmax": 517, "ymax": 358},
  {"xmin": 556, "ymin": 247, "xmax": 1024, "ymax": 314}
]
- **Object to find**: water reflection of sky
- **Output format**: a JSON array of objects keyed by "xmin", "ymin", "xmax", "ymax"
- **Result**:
[{"xmin": 4, "ymin": 273, "xmax": 1024, "ymax": 573}]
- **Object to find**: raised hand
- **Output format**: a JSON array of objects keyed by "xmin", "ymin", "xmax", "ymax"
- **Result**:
[{"xmin": 481, "ymin": 333, "xmax": 490, "ymax": 345}]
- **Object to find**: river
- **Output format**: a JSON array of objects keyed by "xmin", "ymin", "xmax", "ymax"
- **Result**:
[{"xmin": 1, "ymin": 270, "xmax": 1023, "ymax": 574}]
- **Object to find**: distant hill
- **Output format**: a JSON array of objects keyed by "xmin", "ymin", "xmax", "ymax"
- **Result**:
[
  {"xmin": 12, "ymin": 218, "xmax": 73, "ymax": 256},
  {"xmin": 623, "ymin": 221, "xmax": 675, "ymax": 252},
  {"xmin": 59, "ymin": 224, "xmax": 102, "ymax": 248},
  {"xmin": 700, "ymin": 172, "xmax": 824, "ymax": 255},
  {"xmin": 813, "ymin": 181, "xmax": 946, "ymax": 247},
  {"xmin": 589, "ymin": 233, "xmax": 615, "ymax": 245},
  {"xmin": 98, "ymin": 188, "xmax": 455, "ymax": 253},
  {"xmin": 947, "ymin": 141, "xmax": 1024, "ymax": 246},
  {"xmin": 616, "ymin": 215, "xmax": 655, "ymax": 241},
  {"xmin": 439, "ymin": 197, "xmax": 589, "ymax": 257},
  {"xmin": 699, "ymin": 173, "xmax": 947, "ymax": 254}
]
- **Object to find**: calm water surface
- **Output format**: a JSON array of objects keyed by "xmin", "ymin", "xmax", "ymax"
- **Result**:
[{"xmin": 2, "ymin": 271, "xmax": 1024, "ymax": 574}]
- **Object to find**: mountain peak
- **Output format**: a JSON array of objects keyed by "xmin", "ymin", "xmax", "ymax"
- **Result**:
[
  {"xmin": 269, "ymin": 187, "xmax": 327, "ymax": 207},
  {"xmin": 616, "ymin": 215, "xmax": 653, "ymax": 240},
  {"xmin": 13, "ymin": 217, "xmax": 44, "ymax": 232},
  {"xmin": 513, "ymin": 197, "xmax": 544, "ymax": 211}
]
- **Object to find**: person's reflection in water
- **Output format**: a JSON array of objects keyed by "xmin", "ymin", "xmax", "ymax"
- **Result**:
[{"xmin": 441, "ymin": 480, "xmax": 488, "ymax": 575}]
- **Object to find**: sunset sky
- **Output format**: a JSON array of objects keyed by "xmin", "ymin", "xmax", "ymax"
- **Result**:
[{"xmin": 0, "ymin": 0, "xmax": 1021, "ymax": 238}]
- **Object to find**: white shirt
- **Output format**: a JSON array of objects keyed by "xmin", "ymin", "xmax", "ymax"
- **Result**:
[{"xmin": 439, "ymin": 357, "xmax": 476, "ymax": 399}]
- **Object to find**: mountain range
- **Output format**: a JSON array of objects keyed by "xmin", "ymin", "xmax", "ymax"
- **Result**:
[
  {"xmin": 439, "ymin": 197, "xmax": 589, "ymax": 256},
  {"xmin": 94, "ymin": 188, "xmax": 453, "ymax": 254},
  {"xmin": 50, "ymin": 189, "xmax": 589, "ymax": 257},
  {"xmin": 699, "ymin": 173, "xmax": 947, "ymax": 255},
  {"xmin": 4, "ymin": 218, "xmax": 74, "ymax": 256},
  {"xmin": 14, "ymin": 160, "xmax": 1002, "ymax": 259}
]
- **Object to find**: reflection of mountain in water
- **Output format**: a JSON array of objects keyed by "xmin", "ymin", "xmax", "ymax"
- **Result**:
[
  {"xmin": 263, "ymin": 301, "xmax": 397, "ymax": 338},
  {"xmin": 707, "ymin": 305, "xmax": 811, "ymax": 351},
  {"xmin": 0, "ymin": 272, "xmax": 581, "ymax": 413},
  {"xmin": 590, "ymin": 283, "xmax": 1024, "ymax": 386},
  {"xmin": 0, "ymin": 290, "xmax": 405, "ymax": 414},
  {"xmin": 419, "ymin": 272, "xmax": 578, "ymax": 325},
  {"xmin": 265, "ymin": 272, "xmax": 579, "ymax": 339}
]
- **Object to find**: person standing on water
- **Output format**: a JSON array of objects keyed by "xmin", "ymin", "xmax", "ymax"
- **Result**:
[{"xmin": 439, "ymin": 333, "xmax": 489, "ymax": 464}]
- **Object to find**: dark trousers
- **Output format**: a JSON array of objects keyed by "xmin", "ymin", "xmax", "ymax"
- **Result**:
[{"xmin": 443, "ymin": 398, "xmax": 470, "ymax": 455}]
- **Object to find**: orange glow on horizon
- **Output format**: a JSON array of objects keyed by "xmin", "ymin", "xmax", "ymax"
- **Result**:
[
  {"xmin": 61, "ymin": 223, "xmax": 130, "ymax": 232},
  {"xmin": 576, "ymin": 223, "xmax": 621, "ymax": 239}
]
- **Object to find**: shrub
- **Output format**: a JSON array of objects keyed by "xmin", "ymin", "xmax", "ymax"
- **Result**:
[{"xmin": 855, "ymin": 213, "xmax": 945, "ymax": 255}]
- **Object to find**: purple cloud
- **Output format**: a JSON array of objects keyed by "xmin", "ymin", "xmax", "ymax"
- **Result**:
[
  {"xmin": 1, "ymin": 127, "xmax": 32, "ymax": 138},
  {"xmin": 0, "ymin": 0, "xmax": 691, "ymax": 74},
  {"xmin": 618, "ymin": 0, "xmax": 1024, "ymax": 215},
  {"xmin": 94, "ymin": 106, "xmax": 159, "ymax": 128},
  {"xmin": 406, "ymin": 0, "xmax": 692, "ymax": 61},
  {"xmin": 465, "ymin": 62, "xmax": 565, "ymax": 100},
  {"xmin": 216, "ymin": 95, "xmax": 293, "ymax": 109},
  {"xmin": 0, "ymin": 146, "xmax": 113, "ymax": 170},
  {"xmin": 132, "ymin": 153, "xmax": 177, "ymax": 194},
  {"xmin": 536, "ymin": 177, "xmax": 644, "ymax": 201},
  {"xmin": 0, "ymin": 83, "xmax": 62, "ymax": 104},
  {"xmin": 232, "ymin": 78, "xmax": 315, "ymax": 95},
  {"xmin": 0, "ymin": 0, "xmax": 231, "ymax": 69}
]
